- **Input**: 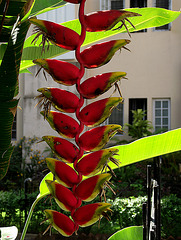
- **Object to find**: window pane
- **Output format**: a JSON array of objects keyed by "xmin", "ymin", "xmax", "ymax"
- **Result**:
[
  {"xmin": 163, "ymin": 109, "xmax": 168, "ymax": 116},
  {"xmin": 163, "ymin": 118, "xmax": 168, "ymax": 125},
  {"xmin": 163, "ymin": 101, "xmax": 168, "ymax": 108},
  {"xmin": 155, "ymin": 0, "xmax": 169, "ymax": 9},
  {"xmin": 155, "ymin": 118, "xmax": 161, "ymax": 125},
  {"xmin": 155, "ymin": 101, "xmax": 161, "ymax": 108},
  {"xmin": 109, "ymin": 103, "xmax": 123, "ymax": 126},
  {"xmin": 155, "ymin": 126, "xmax": 161, "ymax": 131},
  {"xmin": 155, "ymin": 109, "xmax": 161, "ymax": 116},
  {"xmin": 111, "ymin": 0, "xmax": 124, "ymax": 9},
  {"xmin": 130, "ymin": 0, "xmax": 147, "ymax": 7}
]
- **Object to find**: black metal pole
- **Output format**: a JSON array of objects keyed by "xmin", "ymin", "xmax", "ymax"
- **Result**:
[
  {"xmin": 147, "ymin": 165, "xmax": 152, "ymax": 240},
  {"xmin": 143, "ymin": 202, "xmax": 147, "ymax": 240}
]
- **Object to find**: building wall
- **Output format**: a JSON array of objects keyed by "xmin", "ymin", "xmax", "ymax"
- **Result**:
[{"xmin": 16, "ymin": 1, "xmax": 181, "ymax": 143}]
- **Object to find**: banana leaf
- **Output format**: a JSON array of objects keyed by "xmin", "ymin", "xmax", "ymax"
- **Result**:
[
  {"xmin": 108, "ymin": 226, "xmax": 143, "ymax": 240},
  {"xmin": 20, "ymin": 7, "xmax": 180, "ymax": 71},
  {"xmin": 0, "ymin": 0, "xmax": 33, "ymax": 180}
]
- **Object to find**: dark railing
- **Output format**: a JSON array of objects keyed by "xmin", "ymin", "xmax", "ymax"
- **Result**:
[{"xmin": 143, "ymin": 157, "xmax": 162, "ymax": 240}]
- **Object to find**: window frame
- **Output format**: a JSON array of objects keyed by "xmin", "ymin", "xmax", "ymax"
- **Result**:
[{"xmin": 153, "ymin": 98, "xmax": 171, "ymax": 132}]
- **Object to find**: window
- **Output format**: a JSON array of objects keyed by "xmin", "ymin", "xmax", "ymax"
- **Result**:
[
  {"xmin": 129, "ymin": 98, "xmax": 147, "ymax": 124},
  {"xmin": 12, "ymin": 114, "xmax": 17, "ymax": 140},
  {"xmin": 109, "ymin": 103, "xmax": 124, "ymax": 126},
  {"xmin": 130, "ymin": 0, "xmax": 147, "ymax": 8},
  {"xmin": 153, "ymin": 99, "xmax": 171, "ymax": 132},
  {"xmin": 100, "ymin": 0, "xmax": 124, "ymax": 10},
  {"xmin": 154, "ymin": 0, "xmax": 171, "ymax": 30}
]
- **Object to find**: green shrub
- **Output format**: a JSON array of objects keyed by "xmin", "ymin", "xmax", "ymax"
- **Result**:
[{"xmin": 0, "ymin": 191, "xmax": 180, "ymax": 238}]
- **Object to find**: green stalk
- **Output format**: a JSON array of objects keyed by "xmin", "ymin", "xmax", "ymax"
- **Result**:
[{"xmin": 20, "ymin": 193, "xmax": 48, "ymax": 240}]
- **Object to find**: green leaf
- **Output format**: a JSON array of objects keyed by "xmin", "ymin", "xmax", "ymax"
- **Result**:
[
  {"xmin": 19, "ymin": 7, "xmax": 180, "ymax": 71},
  {"xmin": 108, "ymin": 226, "xmax": 143, "ymax": 240},
  {"xmin": 0, "ymin": 99, "xmax": 19, "ymax": 180},
  {"xmin": 109, "ymin": 128, "xmax": 181, "ymax": 170},
  {"xmin": 30, "ymin": 0, "xmax": 66, "ymax": 17}
]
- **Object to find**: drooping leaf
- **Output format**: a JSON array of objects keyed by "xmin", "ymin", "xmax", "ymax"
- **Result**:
[
  {"xmin": 19, "ymin": 8, "xmax": 180, "ymax": 71},
  {"xmin": 30, "ymin": 0, "xmax": 66, "ymax": 18},
  {"xmin": 109, "ymin": 128, "xmax": 181, "ymax": 170},
  {"xmin": 0, "ymin": 99, "xmax": 19, "ymax": 180}
]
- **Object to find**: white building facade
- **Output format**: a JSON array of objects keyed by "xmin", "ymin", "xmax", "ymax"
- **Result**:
[{"xmin": 14, "ymin": 0, "xmax": 181, "ymax": 144}]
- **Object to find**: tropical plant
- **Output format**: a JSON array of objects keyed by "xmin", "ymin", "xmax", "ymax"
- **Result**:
[
  {"xmin": 0, "ymin": 0, "xmax": 180, "ymax": 182},
  {"xmin": 0, "ymin": 0, "xmax": 181, "ymax": 239},
  {"xmin": 125, "ymin": 109, "xmax": 153, "ymax": 139}
]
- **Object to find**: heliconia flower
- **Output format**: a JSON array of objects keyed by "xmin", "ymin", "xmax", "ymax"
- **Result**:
[
  {"xmin": 78, "ymin": 97, "xmax": 123, "ymax": 127},
  {"xmin": 83, "ymin": 10, "xmax": 141, "ymax": 33},
  {"xmin": 42, "ymin": 136, "xmax": 79, "ymax": 163},
  {"xmin": 37, "ymin": 88, "xmax": 80, "ymax": 113},
  {"xmin": 79, "ymin": 72, "xmax": 127, "ymax": 99},
  {"xmin": 78, "ymin": 125, "xmax": 123, "ymax": 152},
  {"xmin": 74, "ymin": 173, "xmax": 111, "ymax": 202},
  {"xmin": 64, "ymin": 0, "xmax": 81, "ymax": 3},
  {"xmin": 46, "ymin": 180, "xmax": 82, "ymax": 212},
  {"xmin": 46, "ymin": 158, "xmax": 82, "ymax": 188},
  {"xmin": 72, "ymin": 203, "xmax": 112, "ymax": 227},
  {"xmin": 30, "ymin": 18, "xmax": 80, "ymax": 50},
  {"xmin": 41, "ymin": 111, "xmax": 80, "ymax": 139},
  {"xmin": 33, "ymin": 59, "xmax": 80, "ymax": 86},
  {"xmin": 75, "ymin": 148, "xmax": 119, "ymax": 177},
  {"xmin": 80, "ymin": 39, "xmax": 130, "ymax": 68},
  {"xmin": 44, "ymin": 210, "xmax": 78, "ymax": 237}
]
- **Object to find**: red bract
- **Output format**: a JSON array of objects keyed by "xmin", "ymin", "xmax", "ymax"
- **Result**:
[
  {"xmin": 33, "ymin": 59, "xmax": 80, "ymax": 86},
  {"xmin": 64, "ymin": 0, "xmax": 81, "ymax": 3},
  {"xmin": 74, "ymin": 173, "xmax": 111, "ymax": 202},
  {"xmin": 46, "ymin": 180, "xmax": 82, "ymax": 212},
  {"xmin": 84, "ymin": 10, "xmax": 141, "ymax": 32},
  {"xmin": 80, "ymin": 39, "xmax": 130, "ymax": 68},
  {"xmin": 42, "ymin": 136, "xmax": 79, "ymax": 163},
  {"xmin": 30, "ymin": 18, "xmax": 80, "ymax": 50},
  {"xmin": 46, "ymin": 158, "xmax": 82, "ymax": 188},
  {"xmin": 79, "ymin": 72, "xmax": 126, "ymax": 99},
  {"xmin": 78, "ymin": 125, "xmax": 123, "ymax": 152},
  {"xmin": 44, "ymin": 210, "xmax": 78, "ymax": 237},
  {"xmin": 41, "ymin": 111, "xmax": 80, "ymax": 138},
  {"xmin": 78, "ymin": 97, "xmax": 123, "ymax": 127},
  {"xmin": 75, "ymin": 148, "xmax": 119, "ymax": 177},
  {"xmin": 37, "ymin": 88, "xmax": 80, "ymax": 113},
  {"xmin": 72, "ymin": 203, "xmax": 112, "ymax": 227}
]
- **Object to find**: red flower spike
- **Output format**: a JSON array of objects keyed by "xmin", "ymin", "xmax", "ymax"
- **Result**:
[
  {"xmin": 64, "ymin": 0, "xmax": 81, "ymax": 3},
  {"xmin": 46, "ymin": 180, "xmax": 82, "ymax": 212},
  {"xmin": 74, "ymin": 173, "xmax": 111, "ymax": 202},
  {"xmin": 75, "ymin": 148, "xmax": 119, "ymax": 177},
  {"xmin": 78, "ymin": 97, "xmax": 123, "ymax": 127},
  {"xmin": 44, "ymin": 210, "xmax": 78, "ymax": 237},
  {"xmin": 72, "ymin": 203, "xmax": 112, "ymax": 227},
  {"xmin": 33, "ymin": 59, "xmax": 80, "ymax": 86},
  {"xmin": 46, "ymin": 158, "xmax": 82, "ymax": 188},
  {"xmin": 84, "ymin": 10, "xmax": 141, "ymax": 32},
  {"xmin": 30, "ymin": 18, "xmax": 80, "ymax": 50},
  {"xmin": 37, "ymin": 87, "xmax": 79, "ymax": 113},
  {"xmin": 41, "ymin": 111, "xmax": 80, "ymax": 139},
  {"xmin": 80, "ymin": 39, "xmax": 130, "ymax": 68},
  {"xmin": 78, "ymin": 125, "xmax": 123, "ymax": 152},
  {"xmin": 42, "ymin": 136, "xmax": 79, "ymax": 163},
  {"xmin": 79, "ymin": 72, "xmax": 127, "ymax": 99}
]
